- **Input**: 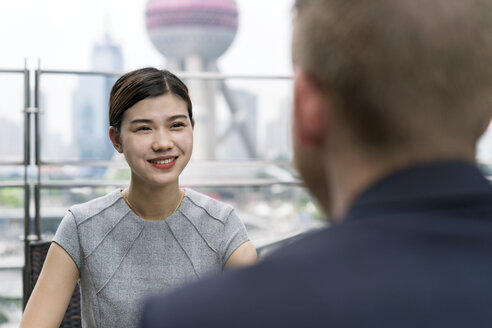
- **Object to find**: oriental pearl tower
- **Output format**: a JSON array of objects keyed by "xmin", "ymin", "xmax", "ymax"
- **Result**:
[{"xmin": 146, "ymin": 0, "xmax": 250, "ymax": 160}]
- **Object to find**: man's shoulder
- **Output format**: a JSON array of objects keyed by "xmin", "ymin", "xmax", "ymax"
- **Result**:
[{"xmin": 141, "ymin": 212, "xmax": 492, "ymax": 327}]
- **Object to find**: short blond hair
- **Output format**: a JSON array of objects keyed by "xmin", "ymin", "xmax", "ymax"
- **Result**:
[{"xmin": 293, "ymin": 0, "xmax": 492, "ymax": 151}]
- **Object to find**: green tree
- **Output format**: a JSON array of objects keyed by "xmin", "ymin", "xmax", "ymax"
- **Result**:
[{"xmin": 0, "ymin": 188, "xmax": 23, "ymax": 207}]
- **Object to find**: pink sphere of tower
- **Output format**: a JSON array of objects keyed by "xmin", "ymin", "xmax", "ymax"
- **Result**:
[{"xmin": 145, "ymin": 0, "xmax": 239, "ymax": 60}]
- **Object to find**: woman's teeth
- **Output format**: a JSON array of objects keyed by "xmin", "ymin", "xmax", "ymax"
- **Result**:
[{"xmin": 151, "ymin": 158, "xmax": 175, "ymax": 164}]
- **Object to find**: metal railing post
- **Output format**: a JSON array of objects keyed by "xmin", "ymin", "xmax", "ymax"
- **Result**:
[
  {"xmin": 22, "ymin": 184, "xmax": 31, "ymax": 308},
  {"xmin": 34, "ymin": 65, "xmax": 41, "ymax": 241},
  {"xmin": 23, "ymin": 63, "xmax": 31, "ymax": 240},
  {"xmin": 22, "ymin": 62, "xmax": 32, "ymax": 308}
]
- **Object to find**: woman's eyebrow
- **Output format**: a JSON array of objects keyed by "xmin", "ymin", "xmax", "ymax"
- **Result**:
[
  {"xmin": 129, "ymin": 118, "xmax": 153, "ymax": 124},
  {"xmin": 168, "ymin": 114, "xmax": 188, "ymax": 121},
  {"xmin": 129, "ymin": 115, "xmax": 188, "ymax": 124}
]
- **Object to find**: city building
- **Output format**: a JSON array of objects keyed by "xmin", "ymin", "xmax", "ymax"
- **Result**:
[
  {"xmin": 217, "ymin": 88, "xmax": 258, "ymax": 160},
  {"xmin": 264, "ymin": 97, "xmax": 292, "ymax": 161},
  {"xmin": 72, "ymin": 32, "xmax": 123, "ymax": 163},
  {"xmin": 0, "ymin": 118, "xmax": 22, "ymax": 162}
]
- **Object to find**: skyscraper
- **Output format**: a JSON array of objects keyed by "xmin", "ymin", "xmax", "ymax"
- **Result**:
[
  {"xmin": 217, "ymin": 88, "xmax": 257, "ymax": 160},
  {"xmin": 264, "ymin": 98, "xmax": 292, "ymax": 161},
  {"xmin": 72, "ymin": 32, "xmax": 123, "ymax": 163}
]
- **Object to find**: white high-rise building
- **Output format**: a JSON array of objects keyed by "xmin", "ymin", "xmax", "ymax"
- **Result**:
[
  {"xmin": 264, "ymin": 98, "xmax": 292, "ymax": 161},
  {"xmin": 217, "ymin": 89, "xmax": 258, "ymax": 160},
  {"xmin": 0, "ymin": 117, "xmax": 22, "ymax": 162}
]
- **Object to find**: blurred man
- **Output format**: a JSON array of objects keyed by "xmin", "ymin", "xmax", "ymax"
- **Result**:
[{"xmin": 140, "ymin": 0, "xmax": 492, "ymax": 327}]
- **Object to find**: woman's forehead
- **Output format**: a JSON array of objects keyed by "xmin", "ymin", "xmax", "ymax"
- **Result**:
[{"xmin": 124, "ymin": 94, "xmax": 188, "ymax": 120}]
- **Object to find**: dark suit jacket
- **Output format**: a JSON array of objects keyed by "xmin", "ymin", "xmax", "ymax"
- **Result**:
[{"xmin": 140, "ymin": 162, "xmax": 492, "ymax": 328}]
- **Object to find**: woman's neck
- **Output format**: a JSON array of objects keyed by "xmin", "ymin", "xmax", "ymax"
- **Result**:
[{"xmin": 124, "ymin": 181, "xmax": 183, "ymax": 221}]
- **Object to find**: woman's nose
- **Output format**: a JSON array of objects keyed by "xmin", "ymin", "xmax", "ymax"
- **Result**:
[{"xmin": 151, "ymin": 130, "xmax": 174, "ymax": 152}]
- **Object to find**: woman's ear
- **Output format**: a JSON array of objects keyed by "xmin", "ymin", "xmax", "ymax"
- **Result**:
[{"xmin": 109, "ymin": 126, "xmax": 123, "ymax": 153}]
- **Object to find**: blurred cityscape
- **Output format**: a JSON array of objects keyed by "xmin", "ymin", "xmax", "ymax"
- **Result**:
[
  {"xmin": 0, "ymin": 1, "xmax": 325, "ymax": 326},
  {"xmin": 1, "ymin": 0, "xmax": 492, "ymax": 327}
]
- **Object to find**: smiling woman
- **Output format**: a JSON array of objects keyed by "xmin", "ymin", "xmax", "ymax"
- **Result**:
[
  {"xmin": 19, "ymin": 67, "xmax": 258, "ymax": 328},
  {"xmin": 112, "ymin": 93, "xmax": 194, "ymax": 193}
]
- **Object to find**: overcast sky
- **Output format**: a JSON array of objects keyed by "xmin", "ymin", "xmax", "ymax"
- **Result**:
[
  {"xmin": 0, "ymin": 0, "xmax": 296, "ymax": 151},
  {"xmin": 0, "ymin": 0, "xmax": 294, "ymax": 74}
]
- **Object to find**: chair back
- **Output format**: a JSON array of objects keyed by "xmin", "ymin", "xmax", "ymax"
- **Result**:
[{"xmin": 28, "ymin": 241, "xmax": 82, "ymax": 328}]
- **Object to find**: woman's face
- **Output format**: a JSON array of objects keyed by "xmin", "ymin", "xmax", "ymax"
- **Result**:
[{"xmin": 110, "ymin": 93, "xmax": 193, "ymax": 188}]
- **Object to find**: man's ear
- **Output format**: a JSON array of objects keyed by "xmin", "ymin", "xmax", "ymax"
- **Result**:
[
  {"xmin": 109, "ymin": 127, "xmax": 123, "ymax": 153},
  {"xmin": 480, "ymin": 116, "xmax": 492, "ymax": 136},
  {"xmin": 293, "ymin": 69, "xmax": 328, "ymax": 148}
]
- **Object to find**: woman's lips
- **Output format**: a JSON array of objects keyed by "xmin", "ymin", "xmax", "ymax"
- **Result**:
[{"xmin": 148, "ymin": 157, "xmax": 177, "ymax": 169}]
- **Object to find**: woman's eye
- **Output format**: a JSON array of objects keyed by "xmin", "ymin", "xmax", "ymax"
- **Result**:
[
  {"xmin": 137, "ymin": 126, "xmax": 151, "ymax": 131},
  {"xmin": 171, "ymin": 122, "xmax": 185, "ymax": 128}
]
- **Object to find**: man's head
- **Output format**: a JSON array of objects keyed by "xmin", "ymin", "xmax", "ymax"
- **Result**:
[{"xmin": 291, "ymin": 0, "xmax": 492, "ymax": 217}]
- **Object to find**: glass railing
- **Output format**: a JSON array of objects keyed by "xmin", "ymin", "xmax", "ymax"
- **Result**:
[
  {"xmin": 0, "ymin": 68, "xmax": 324, "ymax": 327},
  {"xmin": 1, "ymin": 67, "xmax": 491, "ymax": 327}
]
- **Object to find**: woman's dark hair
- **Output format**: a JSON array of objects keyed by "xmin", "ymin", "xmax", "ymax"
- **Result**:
[{"xmin": 109, "ymin": 67, "xmax": 194, "ymax": 132}]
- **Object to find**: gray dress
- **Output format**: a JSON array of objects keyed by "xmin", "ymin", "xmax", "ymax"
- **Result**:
[{"xmin": 53, "ymin": 188, "xmax": 250, "ymax": 328}]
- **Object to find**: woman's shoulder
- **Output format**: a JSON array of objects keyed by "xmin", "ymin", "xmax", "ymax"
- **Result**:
[
  {"xmin": 181, "ymin": 189, "xmax": 235, "ymax": 222},
  {"xmin": 68, "ymin": 189, "xmax": 126, "ymax": 224}
]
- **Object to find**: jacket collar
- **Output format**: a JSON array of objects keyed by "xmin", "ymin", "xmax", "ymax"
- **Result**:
[{"xmin": 344, "ymin": 161, "xmax": 492, "ymax": 221}]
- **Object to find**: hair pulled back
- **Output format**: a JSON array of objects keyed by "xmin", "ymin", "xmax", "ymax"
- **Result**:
[{"xmin": 109, "ymin": 67, "xmax": 194, "ymax": 132}]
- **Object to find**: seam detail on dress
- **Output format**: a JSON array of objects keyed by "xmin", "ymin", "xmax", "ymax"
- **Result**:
[
  {"xmin": 74, "ymin": 192, "xmax": 124, "ymax": 225},
  {"xmin": 180, "ymin": 210, "xmax": 219, "ymax": 254},
  {"xmin": 165, "ymin": 219, "xmax": 201, "ymax": 279},
  {"xmin": 185, "ymin": 193, "xmax": 233, "ymax": 224},
  {"xmin": 84, "ymin": 209, "xmax": 133, "ymax": 259},
  {"xmin": 95, "ymin": 223, "xmax": 145, "ymax": 294},
  {"xmin": 218, "ymin": 210, "xmax": 232, "ymax": 258},
  {"xmin": 86, "ymin": 266, "xmax": 102, "ymax": 328}
]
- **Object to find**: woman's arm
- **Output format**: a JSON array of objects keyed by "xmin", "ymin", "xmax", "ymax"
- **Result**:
[
  {"xmin": 224, "ymin": 241, "xmax": 258, "ymax": 269},
  {"xmin": 20, "ymin": 242, "xmax": 80, "ymax": 328}
]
